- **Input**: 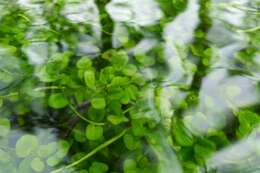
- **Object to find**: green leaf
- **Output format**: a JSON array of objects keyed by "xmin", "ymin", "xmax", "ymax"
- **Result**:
[
  {"xmin": 77, "ymin": 57, "xmax": 92, "ymax": 69},
  {"xmin": 84, "ymin": 70, "xmax": 96, "ymax": 89},
  {"xmin": 99, "ymin": 66, "xmax": 115, "ymax": 84},
  {"xmin": 56, "ymin": 140, "xmax": 70, "ymax": 158},
  {"xmin": 102, "ymin": 49, "xmax": 116, "ymax": 61},
  {"xmin": 123, "ymin": 159, "xmax": 137, "ymax": 173},
  {"xmin": 47, "ymin": 155, "xmax": 62, "ymax": 167},
  {"xmin": 238, "ymin": 110, "xmax": 260, "ymax": 125},
  {"xmin": 172, "ymin": 119, "xmax": 194, "ymax": 146},
  {"xmin": 86, "ymin": 125, "xmax": 103, "ymax": 141},
  {"xmin": 123, "ymin": 134, "xmax": 140, "ymax": 150},
  {"xmin": 125, "ymin": 85, "xmax": 139, "ymax": 100},
  {"xmin": 91, "ymin": 98, "xmax": 106, "ymax": 109},
  {"xmin": 134, "ymin": 54, "xmax": 155, "ymax": 66},
  {"xmin": 0, "ymin": 118, "xmax": 10, "ymax": 137},
  {"xmin": 0, "ymin": 70, "xmax": 14, "ymax": 84},
  {"xmin": 48, "ymin": 93, "xmax": 69, "ymax": 109},
  {"xmin": 49, "ymin": 52, "xmax": 72, "ymax": 70},
  {"xmin": 111, "ymin": 50, "xmax": 129, "ymax": 68},
  {"xmin": 36, "ymin": 66, "xmax": 58, "ymax": 82},
  {"xmin": 0, "ymin": 149, "xmax": 11, "ymax": 163},
  {"xmin": 120, "ymin": 91, "xmax": 130, "ymax": 104},
  {"xmin": 89, "ymin": 162, "xmax": 109, "ymax": 173},
  {"xmin": 37, "ymin": 142, "xmax": 57, "ymax": 158},
  {"xmin": 19, "ymin": 157, "xmax": 34, "ymax": 173},
  {"xmin": 73, "ymin": 123, "xmax": 87, "ymax": 142},
  {"xmin": 110, "ymin": 76, "xmax": 129, "ymax": 87},
  {"xmin": 16, "ymin": 135, "xmax": 39, "ymax": 158},
  {"xmin": 194, "ymin": 139, "xmax": 216, "ymax": 164},
  {"xmin": 88, "ymin": 107, "xmax": 106, "ymax": 122},
  {"xmin": 123, "ymin": 64, "xmax": 137, "ymax": 76},
  {"xmin": 30, "ymin": 157, "xmax": 45, "ymax": 173},
  {"xmin": 237, "ymin": 110, "xmax": 260, "ymax": 137},
  {"xmin": 107, "ymin": 115, "xmax": 128, "ymax": 125}
]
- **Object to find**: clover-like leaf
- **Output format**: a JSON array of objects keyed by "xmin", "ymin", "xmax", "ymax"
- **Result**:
[
  {"xmin": 30, "ymin": 157, "xmax": 45, "ymax": 173},
  {"xmin": 48, "ymin": 93, "xmax": 69, "ymax": 109},
  {"xmin": 16, "ymin": 135, "xmax": 39, "ymax": 158},
  {"xmin": 77, "ymin": 56, "xmax": 92, "ymax": 69},
  {"xmin": 172, "ymin": 119, "xmax": 194, "ymax": 146},
  {"xmin": 89, "ymin": 162, "xmax": 109, "ymax": 173},
  {"xmin": 84, "ymin": 70, "xmax": 96, "ymax": 89},
  {"xmin": 91, "ymin": 98, "xmax": 106, "ymax": 109},
  {"xmin": 37, "ymin": 142, "xmax": 57, "ymax": 158},
  {"xmin": 86, "ymin": 124, "xmax": 103, "ymax": 141},
  {"xmin": 123, "ymin": 159, "xmax": 137, "ymax": 173},
  {"xmin": 123, "ymin": 134, "xmax": 140, "ymax": 150},
  {"xmin": 111, "ymin": 50, "xmax": 129, "ymax": 68},
  {"xmin": 107, "ymin": 115, "xmax": 128, "ymax": 125}
]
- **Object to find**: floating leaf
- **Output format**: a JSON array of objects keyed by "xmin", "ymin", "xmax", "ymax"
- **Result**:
[
  {"xmin": 30, "ymin": 157, "xmax": 45, "ymax": 173},
  {"xmin": 37, "ymin": 142, "xmax": 57, "ymax": 158},
  {"xmin": 16, "ymin": 135, "xmax": 39, "ymax": 158}
]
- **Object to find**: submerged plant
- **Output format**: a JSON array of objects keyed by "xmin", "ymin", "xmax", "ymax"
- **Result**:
[{"xmin": 0, "ymin": 0, "xmax": 259, "ymax": 173}]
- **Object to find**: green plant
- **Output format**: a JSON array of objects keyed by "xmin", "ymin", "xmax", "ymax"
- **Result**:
[{"xmin": 0, "ymin": 0, "xmax": 259, "ymax": 173}]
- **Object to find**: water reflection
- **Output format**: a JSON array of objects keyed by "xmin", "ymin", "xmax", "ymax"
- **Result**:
[
  {"xmin": 0, "ymin": 0, "xmax": 259, "ymax": 173},
  {"xmin": 207, "ymin": 126, "xmax": 260, "ymax": 173},
  {"xmin": 163, "ymin": 0, "xmax": 199, "ymax": 82},
  {"xmin": 0, "ymin": 127, "xmax": 69, "ymax": 173},
  {"xmin": 106, "ymin": 0, "xmax": 163, "ymax": 26}
]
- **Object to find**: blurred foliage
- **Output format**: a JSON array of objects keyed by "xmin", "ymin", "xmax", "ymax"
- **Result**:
[{"xmin": 0, "ymin": 0, "xmax": 259, "ymax": 173}]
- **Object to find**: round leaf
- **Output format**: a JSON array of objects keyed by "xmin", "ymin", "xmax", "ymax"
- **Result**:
[
  {"xmin": 91, "ymin": 98, "xmax": 106, "ymax": 109},
  {"xmin": 48, "ymin": 93, "xmax": 69, "ymax": 109},
  {"xmin": 86, "ymin": 125, "xmax": 103, "ymax": 141},
  {"xmin": 30, "ymin": 157, "xmax": 45, "ymax": 172},
  {"xmin": 16, "ymin": 135, "xmax": 39, "ymax": 158}
]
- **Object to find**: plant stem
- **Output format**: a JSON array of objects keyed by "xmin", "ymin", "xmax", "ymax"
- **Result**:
[
  {"xmin": 50, "ymin": 129, "xmax": 128, "ymax": 173},
  {"xmin": 0, "ymin": 92, "xmax": 19, "ymax": 98},
  {"xmin": 238, "ymin": 26, "xmax": 260, "ymax": 33},
  {"xmin": 33, "ymin": 86, "xmax": 65, "ymax": 91},
  {"xmin": 69, "ymin": 104, "xmax": 105, "ymax": 126}
]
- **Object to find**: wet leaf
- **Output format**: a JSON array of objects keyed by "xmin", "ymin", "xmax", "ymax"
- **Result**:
[
  {"xmin": 16, "ymin": 135, "xmax": 39, "ymax": 158},
  {"xmin": 30, "ymin": 157, "xmax": 45, "ymax": 173}
]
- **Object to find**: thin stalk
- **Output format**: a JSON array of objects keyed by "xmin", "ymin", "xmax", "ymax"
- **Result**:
[
  {"xmin": 0, "ymin": 92, "xmax": 19, "ymax": 99},
  {"xmin": 238, "ymin": 26, "xmax": 260, "ymax": 33},
  {"xmin": 50, "ymin": 129, "xmax": 128, "ymax": 173},
  {"xmin": 68, "ymin": 104, "xmax": 105, "ymax": 126},
  {"xmin": 33, "ymin": 86, "xmax": 65, "ymax": 91}
]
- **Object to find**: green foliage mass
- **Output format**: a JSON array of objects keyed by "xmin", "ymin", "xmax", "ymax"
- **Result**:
[{"xmin": 0, "ymin": 0, "xmax": 259, "ymax": 173}]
